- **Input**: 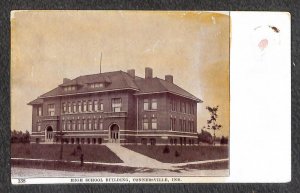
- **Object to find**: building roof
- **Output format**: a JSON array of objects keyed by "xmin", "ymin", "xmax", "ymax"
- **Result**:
[
  {"xmin": 28, "ymin": 70, "xmax": 202, "ymax": 104},
  {"xmin": 134, "ymin": 78, "xmax": 202, "ymax": 102},
  {"xmin": 27, "ymin": 98, "xmax": 43, "ymax": 105}
]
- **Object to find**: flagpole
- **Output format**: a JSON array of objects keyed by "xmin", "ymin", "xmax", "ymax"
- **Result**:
[{"xmin": 100, "ymin": 52, "xmax": 102, "ymax": 73}]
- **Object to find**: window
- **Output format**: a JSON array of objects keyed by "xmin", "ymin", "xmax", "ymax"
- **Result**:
[
  {"xmin": 99, "ymin": 119, "xmax": 103, "ymax": 130},
  {"xmin": 73, "ymin": 120, "xmax": 76, "ymax": 130},
  {"xmin": 90, "ymin": 83, "xmax": 104, "ymax": 88},
  {"xmin": 37, "ymin": 124, "xmax": 41, "ymax": 132},
  {"xmin": 99, "ymin": 102, "xmax": 104, "ymax": 111},
  {"xmin": 88, "ymin": 101, "xmax": 93, "ymax": 111},
  {"xmin": 170, "ymin": 99, "xmax": 177, "ymax": 111},
  {"xmin": 62, "ymin": 120, "xmax": 66, "ymax": 130},
  {"xmin": 112, "ymin": 98, "xmax": 121, "ymax": 112},
  {"xmin": 143, "ymin": 118, "xmax": 149, "ymax": 130},
  {"xmin": 67, "ymin": 121, "xmax": 71, "ymax": 130},
  {"xmin": 37, "ymin": 106, "xmax": 42, "ymax": 116},
  {"xmin": 151, "ymin": 118, "xmax": 157, "ymax": 129},
  {"xmin": 144, "ymin": 99, "xmax": 149, "ymax": 110},
  {"xmin": 48, "ymin": 104, "xmax": 55, "ymax": 116},
  {"xmin": 73, "ymin": 102, "xmax": 77, "ymax": 113},
  {"xmin": 170, "ymin": 118, "xmax": 176, "ymax": 131},
  {"xmin": 94, "ymin": 100, "xmax": 98, "ymax": 111},
  {"xmin": 83, "ymin": 119, "xmax": 86, "ymax": 130},
  {"xmin": 179, "ymin": 119, "xmax": 183, "ymax": 131},
  {"xmin": 151, "ymin": 99, "xmax": 157, "ymax": 110},
  {"xmin": 191, "ymin": 121, "xmax": 195, "ymax": 132},
  {"xmin": 83, "ymin": 101, "xmax": 87, "ymax": 112},
  {"xmin": 183, "ymin": 120, "xmax": 187, "ymax": 131},
  {"xmin": 88, "ymin": 119, "xmax": 92, "ymax": 130},
  {"xmin": 78, "ymin": 101, "xmax": 82, "ymax": 112},
  {"xmin": 68, "ymin": 103, "xmax": 72, "ymax": 113},
  {"xmin": 78, "ymin": 120, "xmax": 81, "ymax": 130},
  {"xmin": 94, "ymin": 119, "xmax": 98, "ymax": 130},
  {"xmin": 64, "ymin": 86, "xmax": 76, "ymax": 91},
  {"xmin": 62, "ymin": 103, "xmax": 66, "ymax": 114}
]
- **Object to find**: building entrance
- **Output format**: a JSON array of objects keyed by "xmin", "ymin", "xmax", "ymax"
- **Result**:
[
  {"xmin": 45, "ymin": 126, "xmax": 54, "ymax": 143},
  {"xmin": 110, "ymin": 124, "xmax": 120, "ymax": 143}
]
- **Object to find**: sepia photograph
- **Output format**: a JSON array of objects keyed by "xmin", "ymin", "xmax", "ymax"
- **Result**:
[{"xmin": 11, "ymin": 10, "xmax": 230, "ymax": 183}]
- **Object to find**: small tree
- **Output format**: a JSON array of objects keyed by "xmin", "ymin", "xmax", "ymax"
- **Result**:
[
  {"xmin": 54, "ymin": 130, "xmax": 67, "ymax": 160},
  {"xmin": 205, "ymin": 106, "xmax": 222, "ymax": 145}
]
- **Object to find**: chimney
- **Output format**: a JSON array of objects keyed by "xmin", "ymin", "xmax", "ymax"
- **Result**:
[
  {"xmin": 127, "ymin": 69, "xmax": 135, "ymax": 78},
  {"xmin": 165, "ymin": 75, "xmax": 173, "ymax": 83},
  {"xmin": 145, "ymin": 67, "xmax": 153, "ymax": 79},
  {"xmin": 63, "ymin": 78, "xmax": 71, "ymax": 83}
]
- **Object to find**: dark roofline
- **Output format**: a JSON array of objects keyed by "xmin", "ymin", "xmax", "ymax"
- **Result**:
[
  {"xmin": 134, "ymin": 91, "xmax": 202, "ymax": 103},
  {"xmin": 27, "ymin": 98, "xmax": 43, "ymax": 105},
  {"xmin": 39, "ymin": 87, "xmax": 140, "ymax": 99}
]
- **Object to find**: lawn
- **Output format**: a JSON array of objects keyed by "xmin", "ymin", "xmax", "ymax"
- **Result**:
[
  {"xmin": 123, "ymin": 145, "xmax": 228, "ymax": 163},
  {"xmin": 11, "ymin": 159, "xmax": 139, "ymax": 174},
  {"xmin": 11, "ymin": 143, "xmax": 123, "ymax": 163},
  {"xmin": 178, "ymin": 160, "xmax": 229, "ymax": 170}
]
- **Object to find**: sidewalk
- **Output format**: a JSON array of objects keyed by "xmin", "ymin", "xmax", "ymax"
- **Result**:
[{"xmin": 105, "ymin": 143, "xmax": 174, "ymax": 170}]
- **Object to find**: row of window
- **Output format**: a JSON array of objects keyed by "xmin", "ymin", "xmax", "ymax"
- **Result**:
[
  {"xmin": 170, "ymin": 99, "xmax": 195, "ymax": 114},
  {"xmin": 63, "ymin": 83, "xmax": 105, "ymax": 92},
  {"xmin": 90, "ymin": 83, "xmax": 104, "ymax": 88},
  {"xmin": 62, "ymin": 119, "xmax": 104, "ymax": 131},
  {"xmin": 171, "ymin": 117, "xmax": 196, "ymax": 132},
  {"xmin": 36, "ymin": 98, "xmax": 122, "ymax": 117},
  {"xmin": 142, "ymin": 117, "xmax": 157, "ymax": 130},
  {"xmin": 61, "ymin": 137, "xmax": 102, "ymax": 144},
  {"xmin": 37, "ymin": 98, "xmax": 194, "ymax": 116},
  {"xmin": 37, "ymin": 118, "xmax": 104, "ymax": 132},
  {"xmin": 62, "ymin": 98, "xmax": 121, "ymax": 114},
  {"xmin": 62, "ymin": 100, "xmax": 104, "ymax": 114},
  {"xmin": 143, "ymin": 98, "xmax": 158, "ymax": 110},
  {"xmin": 37, "ymin": 104, "xmax": 55, "ymax": 116},
  {"xmin": 63, "ymin": 86, "xmax": 76, "ymax": 91}
]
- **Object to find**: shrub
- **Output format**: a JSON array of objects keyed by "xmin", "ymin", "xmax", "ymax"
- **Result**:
[
  {"xmin": 198, "ymin": 129, "xmax": 213, "ymax": 144},
  {"xmin": 163, "ymin": 145, "xmax": 170, "ymax": 154},
  {"xmin": 220, "ymin": 136, "xmax": 228, "ymax": 144},
  {"xmin": 175, "ymin": 150, "xmax": 180, "ymax": 157}
]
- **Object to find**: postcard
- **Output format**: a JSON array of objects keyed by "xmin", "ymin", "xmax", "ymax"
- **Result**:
[{"xmin": 10, "ymin": 11, "xmax": 290, "ymax": 184}]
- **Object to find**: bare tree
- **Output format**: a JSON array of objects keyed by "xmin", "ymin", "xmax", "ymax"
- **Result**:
[{"xmin": 205, "ymin": 106, "xmax": 222, "ymax": 145}]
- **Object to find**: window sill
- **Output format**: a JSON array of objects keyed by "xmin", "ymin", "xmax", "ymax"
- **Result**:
[{"xmin": 143, "ymin": 109, "xmax": 157, "ymax": 112}]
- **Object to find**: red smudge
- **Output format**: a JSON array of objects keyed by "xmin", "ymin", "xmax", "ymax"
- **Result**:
[{"xmin": 258, "ymin": 39, "xmax": 268, "ymax": 50}]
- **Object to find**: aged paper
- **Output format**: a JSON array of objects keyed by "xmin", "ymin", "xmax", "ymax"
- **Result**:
[{"xmin": 10, "ymin": 11, "xmax": 290, "ymax": 184}]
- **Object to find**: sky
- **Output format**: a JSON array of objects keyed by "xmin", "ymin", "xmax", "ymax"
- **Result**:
[{"xmin": 11, "ymin": 11, "xmax": 229, "ymax": 137}]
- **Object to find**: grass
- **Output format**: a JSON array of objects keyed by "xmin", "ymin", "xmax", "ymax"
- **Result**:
[
  {"xmin": 178, "ymin": 160, "xmax": 229, "ymax": 170},
  {"xmin": 11, "ymin": 143, "xmax": 123, "ymax": 163},
  {"xmin": 123, "ymin": 145, "xmax": 229, "ymax": 163},
  {"xmin": 11, "ymin": 159, "xmax": 140, "ymax": 174}
]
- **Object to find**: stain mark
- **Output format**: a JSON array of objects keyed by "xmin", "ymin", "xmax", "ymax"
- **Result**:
[
  {"xmin": 258, "ymin": 38, "xmax": 268, "ymax": 50},
  {"xmin": 269, "ymin": 25, "xmax": 280, "ymax": 33}
]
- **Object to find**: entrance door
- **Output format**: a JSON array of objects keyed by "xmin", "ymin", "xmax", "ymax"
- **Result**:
[
  {"xmin": 110, "ymin": 124, "xmax": 120, "ymax": 143},
  {"xmin": 45, "ymin": 126, "xmax": 54, "ymax": 143}
]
